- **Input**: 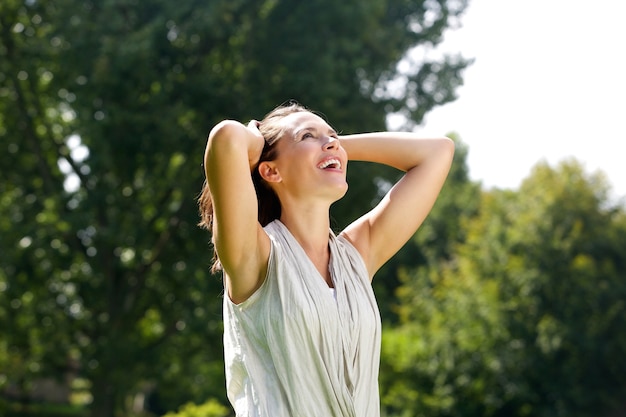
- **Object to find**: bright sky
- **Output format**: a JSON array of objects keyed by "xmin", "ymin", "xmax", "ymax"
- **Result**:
[{"xmin": 415, "ymin": 0, "xmax": 626, "ymax": 200}]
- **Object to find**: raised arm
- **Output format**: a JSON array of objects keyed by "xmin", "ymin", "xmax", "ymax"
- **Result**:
[
  {"xmin": 339, "ymin": 132, "xmax": 455, "ymax": 279},
  {"xmin": 204, "ymin": 120, "xmax": 270, "ymax": 303}
]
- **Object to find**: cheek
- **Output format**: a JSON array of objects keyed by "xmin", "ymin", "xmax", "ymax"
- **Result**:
[{"xmin": 339, "ymin": 148, "xmax": 348, "ymax": 166}]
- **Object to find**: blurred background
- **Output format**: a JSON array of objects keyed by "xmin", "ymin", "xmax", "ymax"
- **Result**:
[
  {"xmin": 412, "ymin": 0, "xmax": 626, "ymax": 200},
  {"xmin": 1, "ymin": 1, "xmax": 625, "ymax": 417}
]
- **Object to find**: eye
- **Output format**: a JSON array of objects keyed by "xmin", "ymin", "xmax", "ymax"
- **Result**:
[{"xmin": 301, "ymin": 132, "xmax": 314, "ymax": 140}]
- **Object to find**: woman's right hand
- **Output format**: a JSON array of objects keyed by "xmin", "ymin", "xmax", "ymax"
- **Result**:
[{"xmin": 246, "ymin": 119, "xmax": 266, "ymax": 169}]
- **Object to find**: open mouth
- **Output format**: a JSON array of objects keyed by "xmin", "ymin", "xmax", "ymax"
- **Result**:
[{"xmin": 317, "ymin": 158, "xmax": 342, "ymax": 170}]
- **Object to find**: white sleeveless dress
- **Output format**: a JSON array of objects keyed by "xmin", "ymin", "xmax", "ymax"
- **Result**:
[{"xmin": 223, "ymin": 220, "xmax": 382, "ymax": 417}]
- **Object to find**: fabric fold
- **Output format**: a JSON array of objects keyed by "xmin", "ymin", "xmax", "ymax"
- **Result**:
[{"xmin": 223, "ymin": 220, "xmax": 382, "ymax": 417}]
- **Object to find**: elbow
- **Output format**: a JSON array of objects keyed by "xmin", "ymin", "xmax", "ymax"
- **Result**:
[
  {"xmin": 442, "ymin": 136, "xmax": 456, "ymax": 156},
  {"xmin": 204, "ymin": 121, "xmax": 243, "ymax": 178},
  {"xmin": 441, "ymin": 137, "xmax": 456, "ymax": 167},
  {"xmin": 208, "ymin": 120, "xmax": 241, "ymax": 144},
  {"xmin": 410, "ymin": 136, "xmax": 455, "ymax": 172},
  {"xmin": 438, "ymin": 135, "xmax": 455, "ymax": 148},
  {"xmin": 206, "ymin": 120, "xmax": 247, "ymax": 157},
  {"xmin": 430, "ymin": 136, "xmax": 455, "ymax": 161},
  {"xmin": 422, "ymin": 135, "xmax": 455, "ymax": 158}
]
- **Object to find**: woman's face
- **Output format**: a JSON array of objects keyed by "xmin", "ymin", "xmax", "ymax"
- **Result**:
[{"xmin": 261, "ymin": 111, "xmax": 348, "ymax": 203}]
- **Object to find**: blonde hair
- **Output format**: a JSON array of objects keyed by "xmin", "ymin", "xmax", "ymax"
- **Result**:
[{"xmin": 198, "ymin": 102, "xmax": 311, "ymax": 273}]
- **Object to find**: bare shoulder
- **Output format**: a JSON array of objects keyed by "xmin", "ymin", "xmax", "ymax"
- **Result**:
[
  {"xmin": 222, "ymin": 225, "xmax": 271, "ymax": 305},
  {"xmin": 340, "ymin": 217, "xmax": 374, "ymax": 278}
]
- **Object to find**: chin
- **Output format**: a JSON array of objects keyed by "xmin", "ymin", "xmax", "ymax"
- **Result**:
[{"xmin": 331, "ymin": 183, "xmax": 349, "ymax": 201}]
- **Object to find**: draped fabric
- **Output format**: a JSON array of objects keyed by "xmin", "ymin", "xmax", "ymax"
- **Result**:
[{"xmin": 223, "ymin": 220, "xmax": 382, "ymax": 417}]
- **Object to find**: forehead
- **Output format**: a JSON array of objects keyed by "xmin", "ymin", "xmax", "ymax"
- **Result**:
[{"xmin": 280, "ymin": 111, "xmax": 334, "ymax": 136}]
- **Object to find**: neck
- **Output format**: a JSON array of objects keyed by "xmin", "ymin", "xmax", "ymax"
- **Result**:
[
  {"xmin": 279, "ymin": 206, "xmax": 331, "ymax": 255},
  {"xmin": 279, "ymin": 201, "xmax": 334, "ymax": 286}
]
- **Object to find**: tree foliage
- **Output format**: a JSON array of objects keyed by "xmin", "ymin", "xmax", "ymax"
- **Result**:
[
  {"xmin": 0, "ymin": 0, "xmax": 470, "ymax": 415},
  {"xmin": 3, "ymin": 0, "xmax": 626, "ymax": 415},
  {"xmin": 382, "ymin": 159, "xmax": 626, "ymax": 417}
]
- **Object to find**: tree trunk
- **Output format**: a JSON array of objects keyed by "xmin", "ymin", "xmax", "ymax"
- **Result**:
[{"xmin": 90, "ymin": 378, "xmax": 118, "ymax": 417}]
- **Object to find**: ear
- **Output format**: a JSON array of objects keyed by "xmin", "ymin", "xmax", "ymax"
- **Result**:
[{"xmin": 258, "ymin": 161, "xmax": 282, "ymax": 183}]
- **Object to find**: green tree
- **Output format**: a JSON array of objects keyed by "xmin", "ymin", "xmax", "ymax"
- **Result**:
[
  {"xmin": 495, "ymin": 160, "xmax": 626, "ymax": 417},
  {"xmin": 163, "ymin": 399, "xmax": 229, "ymax": 417},
  {"xmin": 382, "ymin": 159, "xmax": 626, "ymax": 417},
  {"xmin": 0, "ymin": 0, "xmax": 470, "ymax": 416}
]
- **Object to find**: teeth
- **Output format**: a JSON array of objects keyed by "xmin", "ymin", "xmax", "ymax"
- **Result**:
[{"xmin": 318, "ymin": 158, "xmax": 341, "ymax": 170}]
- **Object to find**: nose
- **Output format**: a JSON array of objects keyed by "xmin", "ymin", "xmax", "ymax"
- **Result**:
[{"xmin": 323, "ymin": 136, "xmax": 339, "ymax": 150}]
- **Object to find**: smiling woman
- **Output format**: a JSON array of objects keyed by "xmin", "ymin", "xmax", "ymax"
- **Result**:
[{"xmin": 197, "ymin": 102, "xmax": 454, "ymax": 416}]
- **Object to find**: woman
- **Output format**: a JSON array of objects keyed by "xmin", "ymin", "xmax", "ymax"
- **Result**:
[{"xmin": 198, "ymin": 102, "xmax": 454, "ymax": 416}]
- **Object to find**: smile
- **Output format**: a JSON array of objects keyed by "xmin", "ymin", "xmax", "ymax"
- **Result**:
[{"xmin": 317, "ymin": 158, "xmax": 342, "ymax": 170}]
